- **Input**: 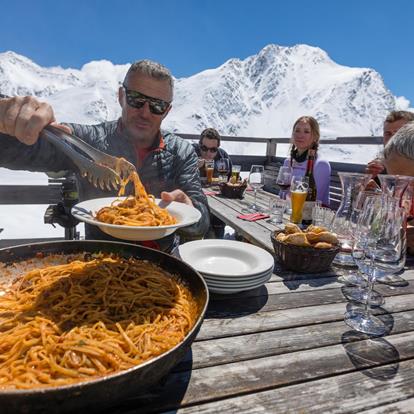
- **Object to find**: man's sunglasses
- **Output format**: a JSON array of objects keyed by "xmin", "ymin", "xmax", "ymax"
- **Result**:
[
  {"xmin": 201, "ymin": 145, "xmax": 218, "ymax": 153},
  {"xmin": 122, "ymin": 84, "xmax": 171, "ymax": 115}
]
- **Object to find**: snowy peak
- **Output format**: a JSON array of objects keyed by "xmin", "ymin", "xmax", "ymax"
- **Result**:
[{"xmin": 0, "ymin": 44, "xmax": 410, "ymax": 138}]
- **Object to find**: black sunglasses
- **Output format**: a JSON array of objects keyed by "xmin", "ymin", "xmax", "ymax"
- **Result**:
[
  {"xmin": 122, "ymin": 83, "xmax": 171, "ymax": 115},
  {"xmin": 201, "ymin": 145, "xmax": 218, "ymax": 153}
]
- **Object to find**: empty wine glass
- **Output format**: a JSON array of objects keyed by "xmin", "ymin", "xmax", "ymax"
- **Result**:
[
  {"xmin": 276, "ymin": 166, "xmax": 292, "ymax": 200},
  {"xmin": 248, "ymin": 165, "xmax": 264, "ymax": 211},
  {"xmin": 344, "ymin": 196, "xmax": 390, "ymax": 335}
]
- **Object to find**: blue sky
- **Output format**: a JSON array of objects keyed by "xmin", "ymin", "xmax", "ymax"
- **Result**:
[{"xmin": 2, "ymin": 0, "xmax": 414, "ymax": 104}]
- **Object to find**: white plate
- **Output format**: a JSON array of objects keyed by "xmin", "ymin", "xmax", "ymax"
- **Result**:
[
  {"xmin": 179, "ymin": 240, "xmax": 274, "ymax": 276},
  {"xmin": 204, "ymin": 271, "xmax": 272, "ymax": 288},
  {"xmin": 201, "ymin": 267, "xmax": 274, "ymax": 283},
  {"xmin": 72, "ymin": 197, "xmax": 201, "ymax": 241},
  {"xmin": 208, "ymin": 280, "xmax": 269, "ymax": 294}
]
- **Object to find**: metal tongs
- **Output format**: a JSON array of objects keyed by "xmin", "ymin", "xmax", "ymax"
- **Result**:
[
  {"xmin": 0, "ymin": 93, "xmax": 136, "ymax": 190},
  {"xmin": 42, "ymin": 125, "xmax": 136, "ymax": 190}
]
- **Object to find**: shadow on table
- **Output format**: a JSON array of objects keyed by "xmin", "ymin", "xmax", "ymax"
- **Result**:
[
  {"xmin": 206, "ymin": 285, "xmax": 269, "ymax": 319},
  {"xmin": 342, "ymin": 330, "xmax": 400, "ymax": 380},
  {"xmin": 112, "ymin": 350, "xmax": 194, "ymax": 414}
]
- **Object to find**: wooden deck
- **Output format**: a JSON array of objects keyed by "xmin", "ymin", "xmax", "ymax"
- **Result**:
[{"xmin": 110, "ymin": 257, "xmax": 414, "ymax": 413}]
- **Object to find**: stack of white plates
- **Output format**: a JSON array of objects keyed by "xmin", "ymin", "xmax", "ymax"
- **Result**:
[{"xmin": 178, "ymin": 240, "xmax": 274, "ymax": 294}]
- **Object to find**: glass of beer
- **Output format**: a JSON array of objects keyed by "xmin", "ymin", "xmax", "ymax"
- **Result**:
[
  {"xmin": 205, "ymin": 160, "xmax": 215, "ymax": 185},
  {"xmin": 231, "ymin": 165, "xmax": 241, "ymax": 182},
  {"xmin": 290, "ymin": 176, "xmax": 309, "ymax": 224}
]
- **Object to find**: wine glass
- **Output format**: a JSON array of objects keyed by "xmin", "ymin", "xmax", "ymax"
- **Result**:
[
  {"xmin": 248, "ymin": 165, "xmax": 264, "ymax": 211},
  {"xmin": 344, "ymin": 195, "xmax": 390, "ymax": 335},
  {"xmin": 276, "ymin": 166, "xmax": 292, "ymax": 200},
  {"xmin": 216, "ymin": 159, "xmax": 230, "ymax": 183}
]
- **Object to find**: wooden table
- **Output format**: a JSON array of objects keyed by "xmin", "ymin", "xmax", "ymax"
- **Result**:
[
  {"xmin": 204, "ymin": 186, "xmax": 285, "ymax": 252},
  {"xmin": 109, "ymin": 189, "xmax": 414, "ymax": 413},
  {"xmin": 112, "ymin": 261, "xmax": 414, "ymax": 413}
]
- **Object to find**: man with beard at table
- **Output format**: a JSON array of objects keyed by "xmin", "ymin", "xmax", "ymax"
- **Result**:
[{"xmin": 0, "ymin": 60, "xmax": 209, "ymax": 252}]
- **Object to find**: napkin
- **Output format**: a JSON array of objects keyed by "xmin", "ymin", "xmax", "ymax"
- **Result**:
[{"xmin": 237, "ymin": 213, "xmax": 270, "ymax": 221}]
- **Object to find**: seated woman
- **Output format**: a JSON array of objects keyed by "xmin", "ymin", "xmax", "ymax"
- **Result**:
[{"xmin": 282, "ymin": 116, "xmax": 331, "ymax": 206}]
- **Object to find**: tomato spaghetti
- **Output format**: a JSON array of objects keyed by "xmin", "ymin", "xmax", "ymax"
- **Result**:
[
  {"xmin": 95, "ymin": 170, "xmax": 177, "ymax": 226},
  {"xmin": 0, "ymin": 254, "xmax": 197, "ymax": 389}
]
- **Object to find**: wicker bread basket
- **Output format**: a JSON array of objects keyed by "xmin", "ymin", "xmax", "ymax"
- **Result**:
[
  {"xmin": 219, "ymin": 182, "xmax": 247, "ymax": 199},
  {"xmin": 270, "ymin": 230, "xmax": 339, "ymax": 273}
]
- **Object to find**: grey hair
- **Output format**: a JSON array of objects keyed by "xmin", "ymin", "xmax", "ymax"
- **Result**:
[
  {"xmin": 384, "ymin": 121, "xmax": 414, "ymax": 160},
  {"xmin": 125, "ymin": 60, "xmax": 174, "ymax": 96}
]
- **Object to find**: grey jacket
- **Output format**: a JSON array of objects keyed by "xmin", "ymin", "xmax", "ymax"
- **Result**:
[{"xmin": 0, "ymin": 120, "xmax": 210, "ymax": 245}]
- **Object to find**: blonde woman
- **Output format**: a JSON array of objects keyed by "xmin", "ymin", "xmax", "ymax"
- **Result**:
[{"xmin": 282, "ymin": 116, "xmax": 331, "ymax": 206}]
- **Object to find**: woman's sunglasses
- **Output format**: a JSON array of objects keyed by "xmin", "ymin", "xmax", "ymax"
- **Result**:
[{"xmin": 123, "ymin": 84, "xmax": 171, "ymax": 115}]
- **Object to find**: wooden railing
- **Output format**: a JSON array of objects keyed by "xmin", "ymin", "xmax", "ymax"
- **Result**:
[{"xmin": 0, "ymin": 134, "xmax": 380, "ymax": 245}]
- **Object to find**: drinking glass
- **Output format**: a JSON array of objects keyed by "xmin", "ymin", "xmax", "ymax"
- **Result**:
[
  {"xmin": 276, "ymin": 166, "xmax": 292, "ymax": 200},
  {"xmin": 205, "ymin": 160, "xmax": 215, "ymax": 185},
  {"xmin": 290, "ymin": 176, "xmax": 309, "ymax": 224},
  {"xmin": 216, "ymin": 159, "xmax": 230, "ymax": 183},
  {"xmin": 344, "ymin": 196, "xmax": 389, "ymax": 335},
  {"xmin": 248, "ymin": 165, "xmax": 264, "ymax": 211},
  {"xmin": 268, "ymin": 196, "xmax": 287, "ymax": 224},
  {"xmin": 231, "ymin": 165, "xmax": 241, "ymax": 182}
]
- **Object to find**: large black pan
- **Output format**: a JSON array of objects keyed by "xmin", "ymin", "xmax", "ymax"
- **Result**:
[{"xmin": 0, "ymin": 240, "xmax": 209, "ymax": 414}]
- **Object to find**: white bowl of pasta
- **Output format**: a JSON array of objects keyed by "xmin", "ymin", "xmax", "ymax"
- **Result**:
[{"xmin": 72, "ymin": 197, "xmax": 202, "ymax": 241}]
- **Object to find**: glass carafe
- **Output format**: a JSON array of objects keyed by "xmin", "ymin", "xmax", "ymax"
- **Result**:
[
  {"xmin": 331, "ymin": 172, "xmax": 371, "ymax": 265},
  {"xmin": 378, "ymin": 174, "xmax": 414, "ymax": 204}
]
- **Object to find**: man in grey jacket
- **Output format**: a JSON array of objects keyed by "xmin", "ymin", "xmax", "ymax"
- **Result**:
[{"xmin": 0, "ymin": 60, "xmax": 209, "ymax": 251}]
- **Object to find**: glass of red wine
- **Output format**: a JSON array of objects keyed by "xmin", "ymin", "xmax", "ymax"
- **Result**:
[{"xmin": 276, "ymin": 166, "xmax": 292, "ymax": 200}]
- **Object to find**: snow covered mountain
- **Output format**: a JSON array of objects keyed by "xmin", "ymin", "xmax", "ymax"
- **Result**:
[
  {"xmin": 0, "ymin": 44, "xmax": 411, "ymax": 160},
  {"xmin": 0, "ymin": 44, "xmax": 411, "ymax": 239}
]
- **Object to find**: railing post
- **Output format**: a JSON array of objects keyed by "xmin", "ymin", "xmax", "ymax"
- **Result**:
[{"xmin": 266, "ymin": 139, "xmax": 277, "ymax": 161}]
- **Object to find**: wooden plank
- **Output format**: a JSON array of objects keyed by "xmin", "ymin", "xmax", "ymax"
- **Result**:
[
  {"xmin": 359, "ymin": 398, "xmax": 414, "ymax": 413},
  {"xmin": 175, "ymin": 309, "xmax": 414, "ymax": 371},
  {"xmin": 164, "ymin": 358, "xmax": 414, "ymax": 414},
  {"xmin": 118, "ymin": 332, "xmax": 414, "ymax": 413},
  {"xmin": 205, "ymin": 281, "xmax": 414, "ymax": 320},
  {"xmin": 198, "ymin": 293, "xmax": 414, "ymax": 340},
  {"xmin": 0, "ymin": 184, "xmax": 61, "ymax": 204},
  {"xmin": 209, "ymin": 271, "xmax": 414, "ymax": 301},
  {"xmin": 206, "ymin": 195, "xmax": 274, "ymax": 252}
]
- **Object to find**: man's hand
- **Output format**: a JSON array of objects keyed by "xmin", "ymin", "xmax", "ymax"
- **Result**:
[
  {"xmin": 161, "ymin": 190, "xmax": 193, "ymax": 206},
  {"xmin": 365, "ymin": 179, "xmax": 381, "ymax": 192},
  {"xmin": 407, "ymin": 223, "xmax": 414, "ymax": 255},
  {"xmin": 366, "ymin": 159, "xmax": 385, "ymax": 177},
  {"xmin": 197, "ymin": 158, "xmax": 205, "ymax": 169},
  {"xmin": 0, "ymin": 96, "xmax": 61, "ymax": 145}
]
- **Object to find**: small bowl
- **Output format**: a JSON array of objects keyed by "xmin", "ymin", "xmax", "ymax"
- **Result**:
[
  {"xmin": 219, "ymin": 182, "xmax": 247, "ymax": 199},
  {"xmin": 270, "ymin": 231, "xmax": 339, "ymax": 273}
]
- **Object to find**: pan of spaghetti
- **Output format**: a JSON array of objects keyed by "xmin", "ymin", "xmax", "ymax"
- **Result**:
[
  {"xmin": 0, "ymin": 240, "xmax": 208, "ymax": 414},
  {"xmin": 71, "ymin": 171, "xmax": 202, "ymax": 241}
]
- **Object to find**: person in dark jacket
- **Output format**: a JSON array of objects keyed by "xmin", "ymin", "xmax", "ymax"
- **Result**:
[
  {"xmin": 193, "ymin": 128, "xmax": 232, "ymax": 238},
  {"xmin": 0, "ymin": 60, "xmax": 209, "ymax": 252},
  {"xmin": 193, "ymin": 128, "xmax": 232, "ymax": 180}
]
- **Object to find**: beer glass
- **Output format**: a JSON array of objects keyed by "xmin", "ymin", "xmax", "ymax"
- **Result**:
[
  {"xmin": 205, "ymin": 160, "xmax": 215, "ymax": 185},
  {"xmin": 231, "ymin": 165, "xmax": 241, "ymax": 182},
  {"xmin": 290, "ymin": 176, "xmax": 309, "ymax": 224}
]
